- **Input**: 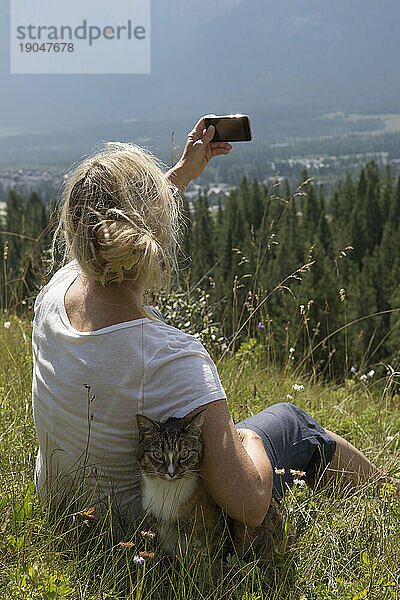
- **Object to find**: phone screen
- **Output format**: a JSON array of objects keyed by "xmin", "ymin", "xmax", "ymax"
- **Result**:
[{"xmin": 205, "ymin": 115, "xmax": 252, "ymax": 142}]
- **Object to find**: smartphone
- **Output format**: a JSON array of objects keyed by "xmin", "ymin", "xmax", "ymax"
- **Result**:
[{"xmin": 204, "ymin": 114, "xmax": 252, "ymax": 142}]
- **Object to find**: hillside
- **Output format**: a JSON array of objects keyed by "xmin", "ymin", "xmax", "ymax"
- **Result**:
[{"xmin": 0, "ymin": 315, "xmax": 399, "ymax": 598}]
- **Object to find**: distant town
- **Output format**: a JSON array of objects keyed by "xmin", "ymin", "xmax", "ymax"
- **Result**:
[{"xmin": 0, "ymin": 150, "xmax": 399, "ymax": 220}]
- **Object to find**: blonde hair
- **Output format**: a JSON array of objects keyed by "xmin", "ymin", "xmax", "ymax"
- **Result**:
[{"xmin": 54, "ymin": 142, "xmax": 181, "ymax": 298}]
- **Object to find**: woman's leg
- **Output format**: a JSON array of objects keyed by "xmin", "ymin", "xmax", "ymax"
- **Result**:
[{"xmin": 311, "ymin": 429, "xmax": 396, "ymax": 490}]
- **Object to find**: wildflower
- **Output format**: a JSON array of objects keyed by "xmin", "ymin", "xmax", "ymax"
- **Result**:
[
  {"xmin": 293, "ymin": 478, "xmax": 306, "ymax": 486},
  {"xmin": 140, "ymin": 530, "xmax": 156, "ymax": 539},
  {"xmin": 274, "ymin": 467, "xmax": 285, "ymax": 475},
  {"xmin": 119, "ymin": 541, "xmax": 135, "ymax": 548},
  {"xmin": 300, "ymin": 305, "xmax": 305, "ymax": 315},
  {"xmin": 71, "ymin": 506, "xmax": 95, "ymax": 525},
  {"xmin": 360, "ymin": 374, "xmax": 368, "ymax": 382},
  {"xmin": 339, "ymin": 288, "xmax": 346, "ymax": 302},
  {"xmin": 290, "ymin": 469, "xmax": 306, "ymax": 477},
  {"xmin": 368, "ymin": 369, "xmax": 375, "ymax": 378},
  {"xmin": 289, "ymin": 347, "xmax": 295, "ymax": 353},
  {"xmin": 3, "ymin": 321, "xmax": 11, "ymax": 329},
  {"xmin": 286, "ymin": 394, "xmax": 294, "ymax": 400},
  {"xmin": 139, "ymin": 551, "xmax": 155, "ymax": 559},
  {"xmin": 81, "ymin": 506, "xmax": 96, "ymax": 519},
  {"xmin": 386, "ymin": 435, "xmax": 394, "ymax": 442},
  {"xmin": 133, "ymin": 555, "xmax": 145, "ymax": 564},
  {"xmin": 257, "ymin": 322, "xmax": 264, "ymax": 329},
  {"xmin": 292, "ymin": 384, "xmax": 305, "ymax": 392},
  {"xmin": 350, "ymin": 366, "xmax": 358, "ymax": 374}
]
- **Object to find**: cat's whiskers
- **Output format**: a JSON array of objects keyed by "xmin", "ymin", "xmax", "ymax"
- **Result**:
[
  {"xmin": 143, "ymin": 470, "xmax": 164, "ymax": 478},
  {"xmin": 135, "ymin": 412, "xmax": 220, "ymax": 554},
  {"xmin": 135, "ymin": 412, "xmax": 292, "ymax": 559}
]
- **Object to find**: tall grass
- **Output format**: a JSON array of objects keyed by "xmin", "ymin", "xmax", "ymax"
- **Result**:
[{"xmin": 1, "ymin": 306, "xmax": 400, "ymax": 598}]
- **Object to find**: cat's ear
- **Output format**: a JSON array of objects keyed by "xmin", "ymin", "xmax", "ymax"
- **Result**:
[
  {"xmin": 136, "ymin": 414, "xmax": 160, "ymax": 436},
  {"xmin": 183, "ymin": 409, "xmax": 205, "ymax": 436}
]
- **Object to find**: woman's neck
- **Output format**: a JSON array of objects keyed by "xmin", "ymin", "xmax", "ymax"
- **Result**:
[
  {"xmin": 86, "ymin": 277, "xmax": 144, "ymax": 309},
  {"xmin": 65, "ymin": 275, "xmax": 147, "ymax": 332}
]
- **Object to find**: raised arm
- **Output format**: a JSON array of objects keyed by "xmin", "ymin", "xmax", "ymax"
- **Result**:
[
  {"xmin": 187, "ymin": 399, "xmax": 273, "ymax": 528},
  {"xmin": 165, "ymin": 114, "xmax": 232, "ymax": 193}
]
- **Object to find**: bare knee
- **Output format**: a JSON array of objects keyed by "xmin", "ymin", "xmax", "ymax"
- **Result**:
[{"xmin": 322, "ymin": 429, "xmax": 385, "ymax": 488}]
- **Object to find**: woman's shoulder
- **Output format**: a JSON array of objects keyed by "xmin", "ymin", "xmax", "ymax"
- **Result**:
[
  {"xmin": 34, "ymin": 261, "xmax": 79, "ymax": 313},
  {"xmin": 146, "ymin": 316, "xmax": 210, "ymax": 357}
]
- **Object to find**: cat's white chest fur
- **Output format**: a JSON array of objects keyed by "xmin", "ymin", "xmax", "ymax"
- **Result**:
[
  {"xmin": 142, "ymin": 475, "xmax": 197, "ymax": 554},
  {"xmin": 142, "ymin": 474, "xmax": 197, "ymax": 522}
]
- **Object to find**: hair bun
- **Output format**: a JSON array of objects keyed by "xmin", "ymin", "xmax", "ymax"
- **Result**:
[
  {"xmin": 58, "ymin": 142, "xmax": 181, "ymax": 288},
  {"xmin": 93, "ymin": 212, "xmax": 157, "ymax": 273}
]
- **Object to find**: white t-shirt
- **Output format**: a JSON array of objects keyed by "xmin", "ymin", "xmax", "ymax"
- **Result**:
[{"xmin": 32, "ymin": 260, "xmax": 226, "ymax": 527}]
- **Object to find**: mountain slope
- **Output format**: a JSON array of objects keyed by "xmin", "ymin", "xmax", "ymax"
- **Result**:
[{"xmin": 0, "ymin": 0, "xmax": 399, "ymax": 131}]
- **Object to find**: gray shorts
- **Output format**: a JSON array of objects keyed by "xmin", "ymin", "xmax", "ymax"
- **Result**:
[{"xmin": 235, "ymin": 402, "xmax": 336, "ymax": 500}]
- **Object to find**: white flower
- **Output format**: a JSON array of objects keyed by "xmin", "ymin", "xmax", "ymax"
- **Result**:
[
  {"xmin": 286, "ymin": 394, "xmax": 294, "ymax": 400},
  {"xmin": 290, "ymin": 469, "xmax": 306, "ymax": 477},
  {"xmin": 360, "ymin": 374, "xmax": 368, "ymax": 382},
  {"xmin": 293, "ymin": 478, "xmax": 305, "ymax": 486},
  {"xmin": 3, "ymin": 321, "xmax": 11, "ymax": 329},
  {"xmin": 289, "ymin": 347, "xmax": 295, "ymax": 353},
  {"xmin": 386, "ymin": 435, "xmax": 394, "ymax": 442},
  {"xmin": 133, "ymin": 555, "xmax": 145, "ymax": 564},
  {"xmin": 368, "ymin": 370, "xmax": 375, "ymax": 378},
  {"xmin": 274, "ymin": 468, "xmax": 285, "ymax": 475},
  {"xmin": 140, "ymin": 530, "xmax": 156, "ymax": 539},
  {"xmin": 292, "ymin": 384, "xmax": 305, "ymax": 392}
]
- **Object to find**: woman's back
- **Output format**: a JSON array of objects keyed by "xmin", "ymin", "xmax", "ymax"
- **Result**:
[{"xmin": 32, "ymin": 261, "xmax": 226, "ymax": 521}]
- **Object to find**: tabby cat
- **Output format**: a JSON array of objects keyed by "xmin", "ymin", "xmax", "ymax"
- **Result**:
[{"xmin": 135, "ymin": 411, "xmax": 295, "ymax": 559}]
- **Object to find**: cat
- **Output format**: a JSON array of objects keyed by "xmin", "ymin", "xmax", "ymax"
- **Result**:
[{"xmin": 135, "ymin": 411, "xmax": 295, "ymax": 560}]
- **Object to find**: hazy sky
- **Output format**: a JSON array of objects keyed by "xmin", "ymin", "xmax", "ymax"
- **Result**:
[{"xmin": 1, "ymin": 0, "xmax": 399, "ymax": 134}]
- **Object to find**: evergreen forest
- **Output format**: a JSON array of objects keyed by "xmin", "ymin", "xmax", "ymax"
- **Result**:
[{"xmin": 1, "ymin": 160, "xmax": 400, "ymax": 380}]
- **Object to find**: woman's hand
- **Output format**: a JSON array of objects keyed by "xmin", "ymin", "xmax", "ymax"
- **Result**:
[{"xmin": 166, "ymin": 115, "xmax": 232, "ymax": 192}]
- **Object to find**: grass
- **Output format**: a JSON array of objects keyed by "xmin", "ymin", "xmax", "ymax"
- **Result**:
[{"xmin": 1, "ymin": 313, "xmax": 400, "ymax": 599}]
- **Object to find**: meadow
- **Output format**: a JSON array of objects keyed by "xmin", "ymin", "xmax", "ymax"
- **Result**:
[{"xmin": 1, "ymin": 309, "xmax": 400, "ymax": 600}]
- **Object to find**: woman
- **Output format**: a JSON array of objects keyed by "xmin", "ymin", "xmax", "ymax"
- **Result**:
[{"xmin": 32, "ymin": 115, "xmax": 391, "ymax": 538}]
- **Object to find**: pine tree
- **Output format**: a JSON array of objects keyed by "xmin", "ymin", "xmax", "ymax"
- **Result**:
[
  {"xmin": 25, "ymin": 191, "xmax": 47, "ymax": 239},
  {"xmin": 364, "ymin": 176, "xmax": 383, "ymax": 250},
  {"xmin": 381, "ymin": 165, "xmax": 393, "ymax": 219},
  {"xmin": 299, "ymin": 170, "xmax": 320, "ymax": 249},
  {"xmin": 316, "ymin": 186, "xmax": 332, "ymax": 256},
  {"xmin": 298, "ymin": 241, "xmax": 343, "ymax": 376},
  {"xmin": 349, "ymin": 168, "xmax": 370, "ymax": 268},
  {"xmin": 4, "ymin": 189, "xmax": 25, "ymax": 277},
  {"xmin": 190, "ymin": 190, "xmax": 215, "ymax": 286},
  {"xmin": 238, "ymin": 176, "xmax": 251, "ymax": 228},
  {"xmin": 248, "ymin": 179, "xmax": 264, "ymax": 232},
  {"xmin": 179, "ymin": 194, "xmax": 193, "ymax": 275},
  {"xmin": 387, "ymin": 173, "xmax": 400, "ymax": 232}
]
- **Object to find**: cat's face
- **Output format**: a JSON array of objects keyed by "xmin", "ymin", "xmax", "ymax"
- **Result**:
[{"xmin": 135, "ymin": 412, "xmax": 204, "ymax": 480}]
